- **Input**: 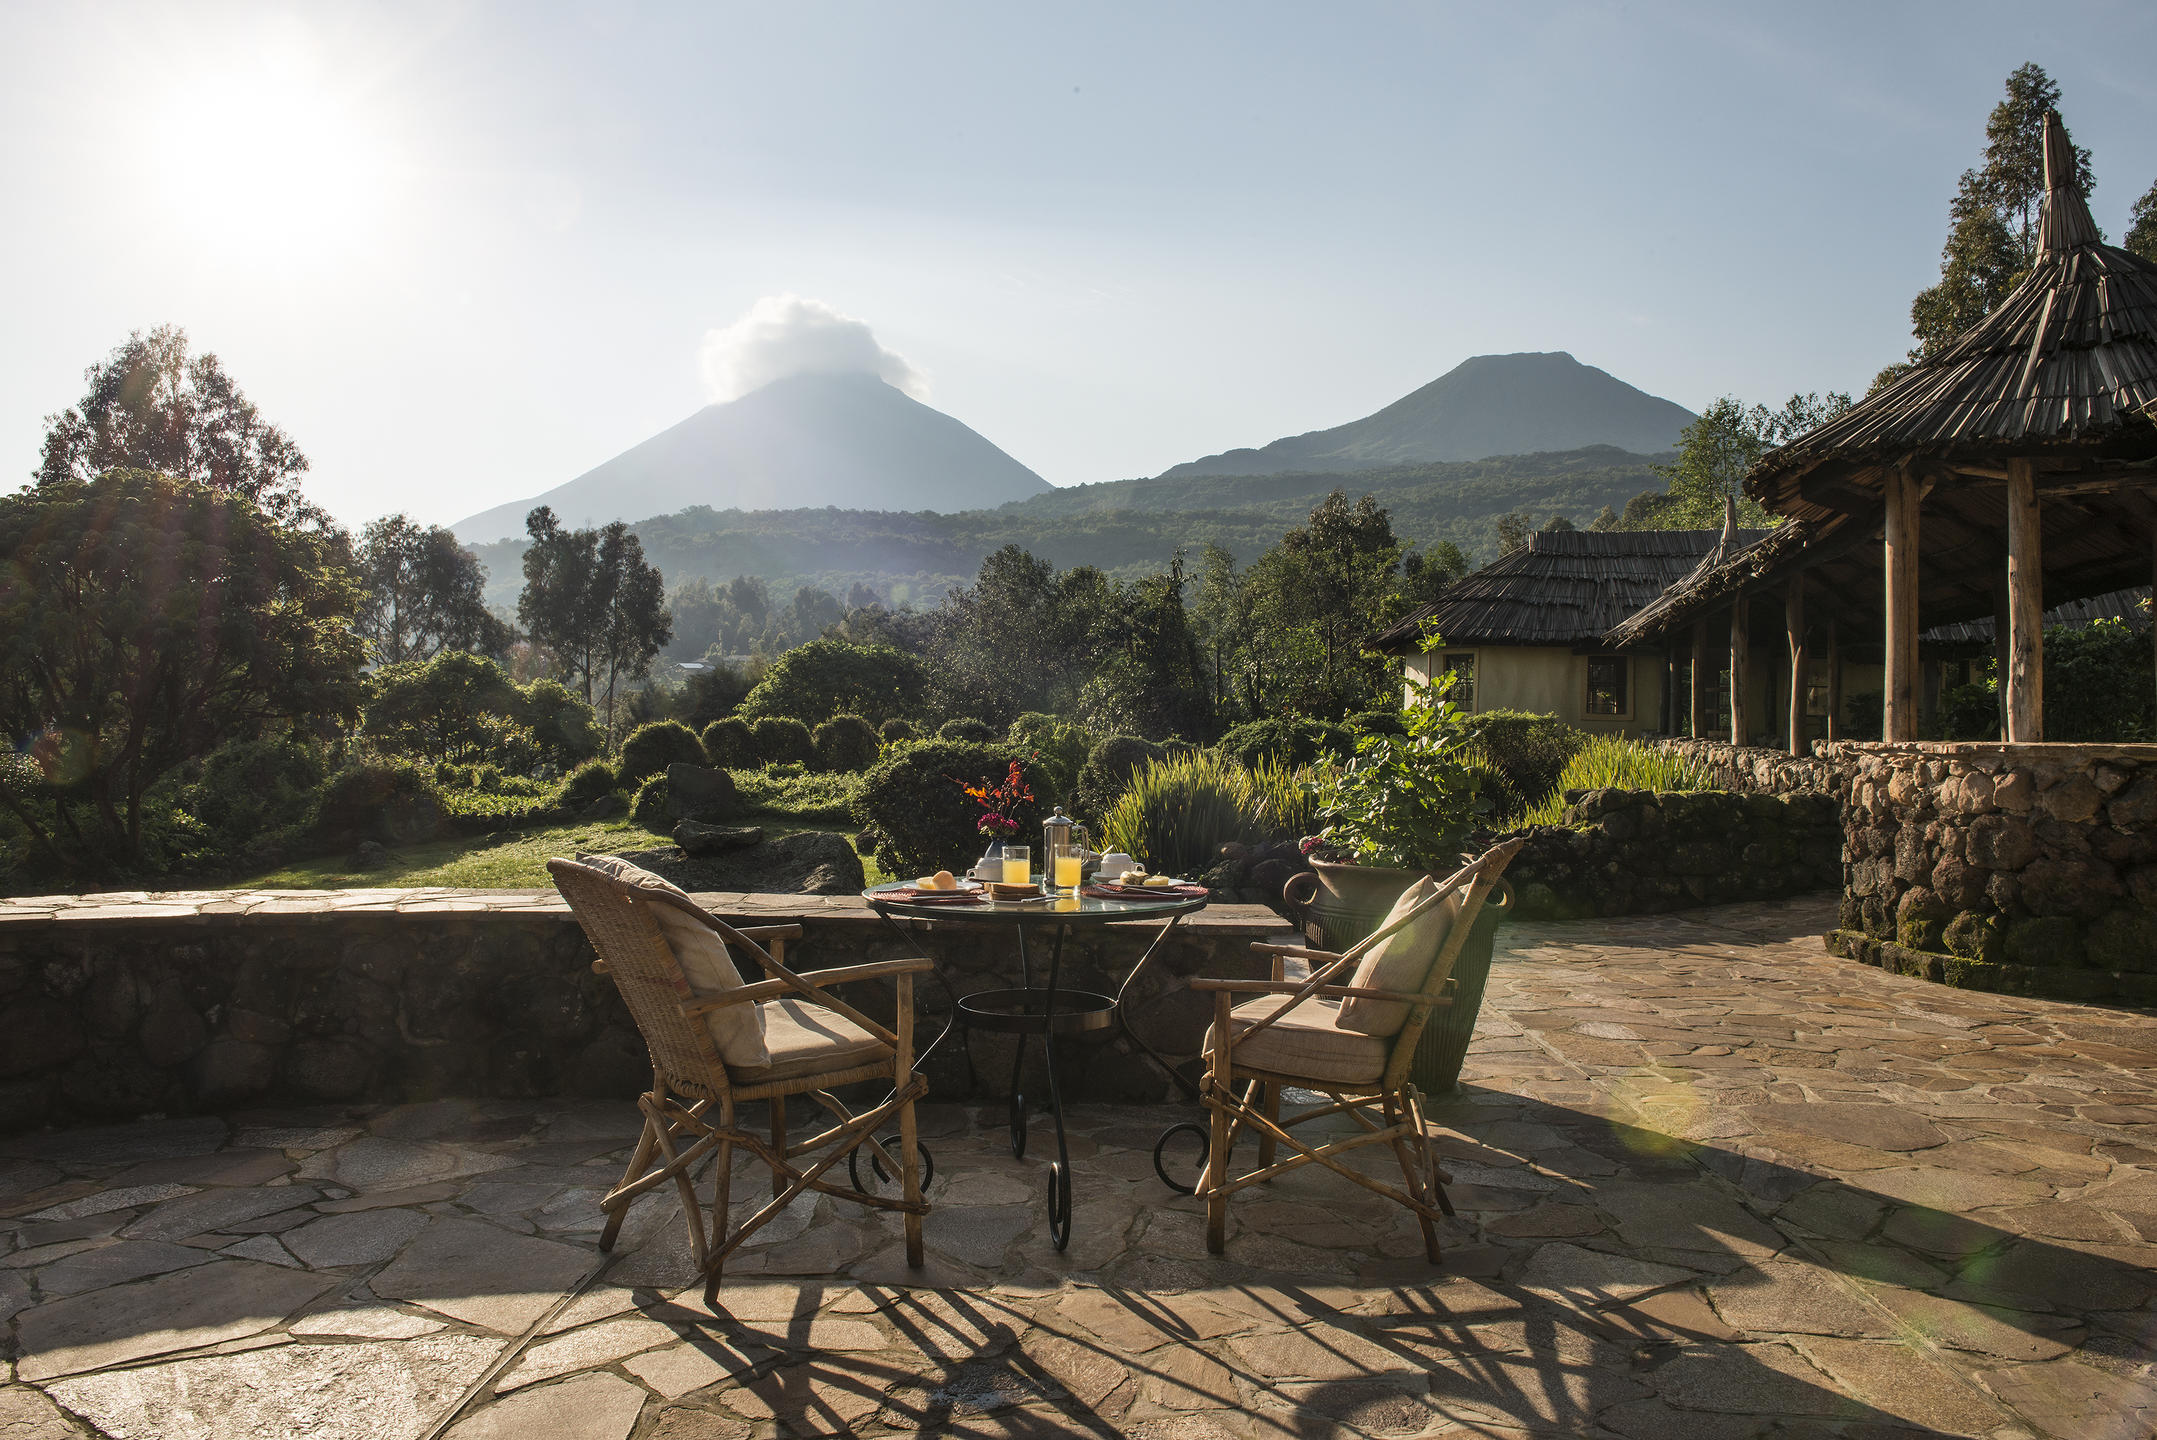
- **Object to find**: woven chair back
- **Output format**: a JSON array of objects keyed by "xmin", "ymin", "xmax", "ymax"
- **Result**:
[{"xmin": 548, "ymin": 857, "xmax": 729, "ymax": 1103}]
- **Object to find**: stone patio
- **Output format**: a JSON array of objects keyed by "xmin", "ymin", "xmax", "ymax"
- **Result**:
[{"xmin": 3, "ymin": 895, "xmax": 2155, "ymax": 1439}]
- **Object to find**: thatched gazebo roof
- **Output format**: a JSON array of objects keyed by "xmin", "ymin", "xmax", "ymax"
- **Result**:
[{"xmin": 1749, "ymin": 111, "xmax": 2157, "ymax": 524}]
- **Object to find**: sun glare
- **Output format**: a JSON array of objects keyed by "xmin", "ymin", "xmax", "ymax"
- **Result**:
[{"xmin": 139, "ymin": 35, "xmax": 398, "ymax": 267}]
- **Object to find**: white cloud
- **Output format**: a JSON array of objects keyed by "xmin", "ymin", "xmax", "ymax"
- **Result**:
[{"xmin": 698, "ymin": 294, "xmax": 927, "ymax": 402}]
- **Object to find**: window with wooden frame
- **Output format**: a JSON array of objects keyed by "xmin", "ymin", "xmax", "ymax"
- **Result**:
[
  {"xmin": 1584, "ymin": 655, "xmax": 1628, "ymax": 716},
  {"xmin": 1434, "ymin": 651, "xmax": 1476, "ymax": 708}
]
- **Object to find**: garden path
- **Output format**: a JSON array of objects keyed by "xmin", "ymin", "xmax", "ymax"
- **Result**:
[{"xmin": 3, "ymin": 895, "xmax": 2155, "ymax": 1439}]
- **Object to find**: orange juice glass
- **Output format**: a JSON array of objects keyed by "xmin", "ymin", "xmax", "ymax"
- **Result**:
[
  {"xmin": 1000, "ymin": 846, "xmax": 1030, "ymax": 885},
  {"xmin": 1053, "ymin": 852, "xmax": 1083, "ymax": 888}
]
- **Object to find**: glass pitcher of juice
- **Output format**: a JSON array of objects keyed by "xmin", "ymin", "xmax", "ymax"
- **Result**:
[{"xmin": 1052, "ymin": 825, "xmax": 1089, "ymax": 891}]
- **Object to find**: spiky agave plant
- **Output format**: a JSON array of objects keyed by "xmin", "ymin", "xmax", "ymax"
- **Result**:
[
  {"xmin": 1513, "ymin": 735, "xmax": 1711, "ymax": 827},
  {"xmin": 1101, "ymin": 750, "xmax": 1263, "ymax": 878}
]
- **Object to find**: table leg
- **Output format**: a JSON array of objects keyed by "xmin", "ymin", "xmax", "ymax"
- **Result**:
[
  {"xmin": 1040, "ymin": 921, "xmax": 1073, "ymax": 1251},
  {"xmin": 1008, "ymin": 923, "xmax": 1031, "ymax": 1159},
  {"xmin": 1111, "ymin": 914, "xmax": 1201, "ymax": 1099}
]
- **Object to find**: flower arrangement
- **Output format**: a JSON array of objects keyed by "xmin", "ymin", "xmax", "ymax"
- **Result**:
[{"xmin": 954, "ymin": 759, "xmax": 1034, "ymax": 840}]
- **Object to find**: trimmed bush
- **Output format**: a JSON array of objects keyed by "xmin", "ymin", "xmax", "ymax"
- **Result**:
[
  {"xmin": 853, "ymin": 741, "xmax": 1046, "ymax": 876},
  {"xmin": 700, "ymin": 717, "xmax": 756, "ymax": 769},
  {"xmin": 1214, "ymin": 716, "xmax": 1350, "ymax": 771},
  {"xmin": 936, "ymin": 717, "xmax": 997, "ymax": 744},
  {"xmin": 751, "ymin": 717, "xmax": 816, "ymax": 768},
  {"xmin": 618, "ymin": 721, "xmax": 706, "ymax": 785},
  {"xmin": 185, "ymin": 735, "xmax": 331, "ymax": 861},
  {"xmin": 1102, "ymin": 750, "xmax": 1262, "ymax": 879},
  {"xmin": 631, "ymin": 773, "xmax": 671, "ymax": 831},
  {"xmin": 1005, "ymin": 712, "xmax": 1090, "ymax": 805},
  {"xmin": 879, "ymin": 717, "xmax": 921, "ymax": 745},
  {"xmin": 559, "ymin": 759, "xmax": 619, "ymax": 809},
  {"xmin": 317, "ymin": 757, "xmax": 444, "ymax": 846},
  {"xmin": 813, "ymin": 714, "xmax": 881, "ymax": 773},
  {"xmin": 1461, "ymin": 710, "xmax": 1584, "ymax": 821},
  {"xmin": 1074, "ymin": 735, "xmax": 1166, "ymax": 822}
]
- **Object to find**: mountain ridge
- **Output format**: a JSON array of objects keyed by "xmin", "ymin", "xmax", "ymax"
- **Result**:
[
  {"xmin": 452, "ymin": 372, "xmax": 1051, "ymax": 543},
  {"xmin": 1158, "ymin": 351, "xmax": 1695, "ymax": 479}
]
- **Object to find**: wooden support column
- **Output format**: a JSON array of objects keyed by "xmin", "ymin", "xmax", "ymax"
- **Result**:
[
  {"xmin": 1663, "ymin": 649, "xmax": 1677, "ymax": 734},
  {"xmin": 1825, "ymin": 612, "xmax": 1842, "ymax": 742},
  {"xmin": 1785, "ymin": 574, "xmax": 1807, "ymax": 756},
  {"xmin": 1991, "ymin": 580, "xmax": 2012, "ymax": 738},
  {"xmin": 1689, "ymin": 617, "xmax": 1709, "ymax": 738},
  {"xmin": 2004, "ymin": 458, "xmax": 2044, "ymax": 741},
  {"xmin": 1729, "ymin": 597, "xmax": 1750, "ymax": 746},
  {"xmin": 1883, "ymin": 464, "xmax": 1922, "ymax": 741}
]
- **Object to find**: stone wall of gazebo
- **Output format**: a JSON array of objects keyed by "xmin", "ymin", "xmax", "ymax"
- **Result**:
[{"xmin": 1827, "ymin": 742, "xmax": 2157, "ymax": 1000}]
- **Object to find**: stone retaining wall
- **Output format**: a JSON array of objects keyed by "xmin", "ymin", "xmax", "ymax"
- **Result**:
[
  {"xmin": 1827, "ymin": 742, "xmax": 2157, "ymax": 1001},
  {"xmin": 1658, "ymin": 738, "xmax": 1854, "ymax": 800},
  {"xmin": 1501, "ymin": 788, "xmax": 1842, "ymax": 921},
  {"xmin": 0, "ymin": 890, "xmax": 1284, "ymax": 1133}
]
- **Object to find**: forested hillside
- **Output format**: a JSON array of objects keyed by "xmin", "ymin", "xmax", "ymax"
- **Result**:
[{"xmin": 468, "ymin": 445, "xmax": 1670, "ymax": 610}]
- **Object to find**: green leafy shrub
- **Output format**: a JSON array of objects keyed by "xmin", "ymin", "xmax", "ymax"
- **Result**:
[
  {"xmin": 363, "ymin": 652, "xmax": 599, "ymax": 771},
  {"xmin": 1214, "ymin": 716, "xmax": 1350, "ymax": 771},
  {"xmin": 700, "ymin": 717, "xmax": 756, "ymax": 768},
  {"xmin": 736, "ymin": 639, "xmax": 926, "ymax": 727},
  {"xmin": 183, "ymin": 735, "xmax": 332, "ymax": 862},
  {"xmin": 1460, "ymin": 710, "xmax": 1585, "ymax": 821},
  {"xmin": 1306, "ymin": 676, "xmax": 1485, "ymax": 868},
  {"xmin": 879, "ymin": 717, "xmax": 921, "ymax": 745},
  {"xmin": 1514, "ymin": 736, "xmax": 1712, "ymax": 827},
  {"xmin": 317, "ymin": 757, "xmax": 444, "ymax": 845},
  {"xmin": 618, "ymin": 720, "xmax": 707, "ymax": 785},
  {"xmin": 1075, "ymin": 735, "xmax": 1166, "ymax": 822},
  {"xmin": 937, "ymin": 718, "xmax": 997, "ymax": 744},
  {"xmin": 734, "ymin": 768, "xmax": 862, "ymax": 821},
  {"xmin": 1938, "ymin": 680, "xmax": 2000, "ymax": 741},
  {"xmin": 853, "ymin": 741, "xmax": 1046, "ymax": 875},
  {"xmin": 751, "ymin": 717, "xmax": 816, "ymax": 768},
  {"xmin": 1245, "ymin": 758, "xmax": 1318, "ymax": 843},
  {"xmin": 631, "ymin": 773, "xmax": 671, "ymax": 831},
  {"xmin": 1005, "ymin": 712, "xmax": 1090, "ymax": 804},
  {"xmin": 1103, "ymin": 751, "xmax": 1263, "ymax": 878},
  {"xmin": 812, "ymin": 714, "xmax": 881, "ymax": 773},
  {"xmin": 520, "ymin": 678, "xmax": 605, "ymax": 766},
  {"xmin": 2046, "ymin": 617, "xmax": 2154, "ymax": 740},
  {"xmin": 559, "ymin": 759, "xmax": 619, "ymax": 808},
  {"xmin": 1346, "ymin": 708, "xmax": 1407, "ymax": 739}
]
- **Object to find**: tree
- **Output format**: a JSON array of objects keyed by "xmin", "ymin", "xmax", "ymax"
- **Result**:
[
  {"xmin": 516, "ymin": 508, "xmax": 673, "ymax": 735},
  {"xmin": 36, "ymin": 327, "xmax": 318, "ymax": 526},
  {"xmin": 1644, "ymin": 392, "xmax": 1853, "ymax": 528},
  {"xmin": 1905, "ymin": 65, "xmax": 2093, "ymax": 363},
  {"xmin": 354, "ymin": 514, "xmax": 512, "ymax": 666},
  {"xmin": 1587, "ymin": 506, "xmax": 1620, "ymax": 532},
  {"xmin": 1494, "ymin": 510, "xmax": 1533, "ymax": 555},
  {"xmin": 736, "ymin": 638, "xmax": 926, "ymax": 727},
  {"xmin": 0, "ymin": 470, "xmax": 364, "ymax": 872},
  {"xmin": 2127, "ymin": 177, "xmax": 2157, "ymax": 264},
  {"xmin": 363, "ymin": 651, "xmax": 532, "ymax": 766},
  {"xmin": 1398, "ymin": 542, "xmax": 1467, "ymax": 610}
]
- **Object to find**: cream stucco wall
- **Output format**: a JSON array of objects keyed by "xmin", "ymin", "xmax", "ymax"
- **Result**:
[{"xmin": 1407, "ymin": 646, "xmax": 1660, "ymax": 736}]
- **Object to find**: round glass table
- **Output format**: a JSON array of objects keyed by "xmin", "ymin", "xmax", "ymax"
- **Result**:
[{"xmin": 863, "ymin": 881, "xmax": 1208, "ymax": 1249}]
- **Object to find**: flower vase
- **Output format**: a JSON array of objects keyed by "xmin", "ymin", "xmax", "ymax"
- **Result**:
[{"xmin": 971, "ymin": 841, "xmax": 1005, "ymax": 881}]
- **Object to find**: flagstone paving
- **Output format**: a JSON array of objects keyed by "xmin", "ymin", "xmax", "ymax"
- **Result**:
[{"xmin": 2, "ymin": 894, "xmax": 2155, "ymax": 1438}]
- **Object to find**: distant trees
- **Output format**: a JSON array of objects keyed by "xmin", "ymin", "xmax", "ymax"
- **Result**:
[
  {"xmin": 2127, "ymin": 179, "xmax": 2157, "ymax": 265},
  {"xmin": 354, "ymin": 514, "xmax": 512, "ymax": 666},
  {"xmin": 1887, "ymin": 64, "xmax": 2095, "ymax": 390},
  {"xmin": 517, "ymin": 507, "xmax": 673, "ymax": 735},
  {"xmin": 1625, "ymin": 392, "xmax": 1852, "ymax": 529},
  {"xmin": 0, "ymin": 470, "xmax": 364, "ymax": 871},
  {"xmin": 36, "ymin": 326, "xmax": 318, "ymax": 527}
]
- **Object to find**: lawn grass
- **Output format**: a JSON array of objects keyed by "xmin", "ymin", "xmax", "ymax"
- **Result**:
[{"xmin": 232, "ymin": 811, "xmax": 888, "ymax": 890}]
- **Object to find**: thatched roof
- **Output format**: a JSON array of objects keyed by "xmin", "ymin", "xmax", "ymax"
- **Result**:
[
  {"xmin": 1750, "ymin": 112, "xmax": 2157, "ymax": 522},
  {"xmin": 1922, "ymin": 587, "xmax": 2150, "ymax": 648},
  {"xmin": 1371, "ymin": 528, "xmax": 1765, "ymax": 654}
]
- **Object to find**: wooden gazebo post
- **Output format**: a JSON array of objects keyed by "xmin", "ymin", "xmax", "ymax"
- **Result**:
[
  {"xmin": 2004, "ymin": 458, "xmax": 2044, "ymax": 740},
  {"xmin": 1689, "ymin": 617, "xmax": 1709, "ymax": 738},
  {"xmin": 1729, "ymin": 597, "xmax": 1750, "ymax": 745},
  {"xmin": 1883, "ymin": 462, "xmax": 1921, "ymax": 741},
  {"xmin": 1825, "ymin": 611, "xmax": 1842, "ymax": 742},
  {"xmin": 1785, "ymin": 573, "xmax": 1807, "ymax": 756}
]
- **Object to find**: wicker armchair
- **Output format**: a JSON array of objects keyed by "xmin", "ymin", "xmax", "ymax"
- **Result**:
[
  {"xmin": 1186, "ymin": 837, "xmax": 1522, "ymax": 1263},
  {"xmin": 548, "ymin": 857, "xmax": 931, "ymax": 1302}
]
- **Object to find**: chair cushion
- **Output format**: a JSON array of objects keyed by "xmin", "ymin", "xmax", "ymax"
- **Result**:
[
  {"xmin": 1205, "ymin": 994, "xmax": 1388, "ymax": 1087},
  {"xmin": 1336, "ymin": 877, "xmax": 1459, "ymax": 1037},
  {"xmin": 731, "ymin": 997, "xmax": 892, "ymax": 1084},
  {"xmin": 579, "ymin": 853, "xmax": 769, "ymax": 1069}
]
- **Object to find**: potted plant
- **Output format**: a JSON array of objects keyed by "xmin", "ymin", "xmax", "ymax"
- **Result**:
[{"xmin": 1289, "ymin": 666, "xmax": 1485, "ymax": 949}]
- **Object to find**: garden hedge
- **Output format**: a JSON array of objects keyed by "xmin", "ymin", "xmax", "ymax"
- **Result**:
[{"xmin": 853, "ymin": 740, "xmax": 1047, "ymax": 876}]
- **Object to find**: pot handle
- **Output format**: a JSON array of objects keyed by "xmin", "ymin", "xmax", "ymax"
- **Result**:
[{"xmin": 1281, "ymin": 870, "xmax": 1319, "ymax": 920}]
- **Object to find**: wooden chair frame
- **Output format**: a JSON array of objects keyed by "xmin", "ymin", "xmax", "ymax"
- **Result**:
[
  {"xmin": 1191, "ymin": 838, "xmax": 1523, "ymax": 1262},
  {"xmin": 548, "ymin": 858, "xmax": 931, "ymax": 1303}
]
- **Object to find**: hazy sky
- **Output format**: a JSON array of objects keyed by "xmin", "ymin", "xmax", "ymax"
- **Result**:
[{"xmin": 4, "ymin": 2, "xmax": 2155, "ymax": 531}]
